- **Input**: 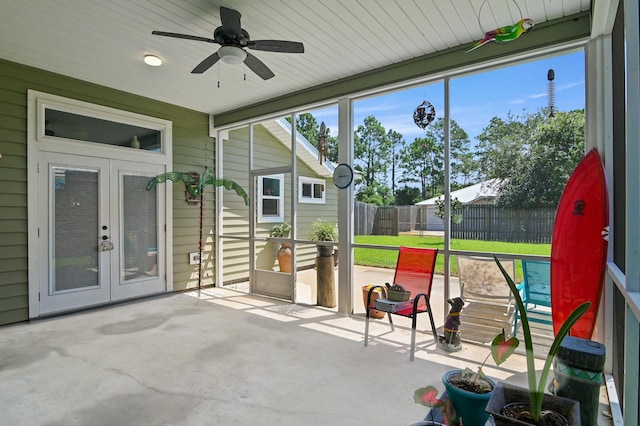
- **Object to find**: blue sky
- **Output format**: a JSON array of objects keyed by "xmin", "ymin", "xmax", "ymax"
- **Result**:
[{"xmin": 308, "ymin": 50, "xmax": 585, "ymax": 147}]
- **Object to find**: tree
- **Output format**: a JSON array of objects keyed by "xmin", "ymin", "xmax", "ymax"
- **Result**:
[
  {"xmin": 476, "ymin": 109, "xmax": 585, "ymax": 207},
  {"xmin": 287, "ymin": 112, "xmax": 338, "ymax": 162},
  {"xmin": 434, "ymin": 197, "xmax": 463, "ymax": 224},
  {"xmin": 289, "ymin": 113, "xmax": 319, "ymax": 146},
  {"xmin": 386, "ymin": 129, "xmax": 405, "ymax": 198},
  {"xmin": 395, "ymin": 186, "xmax": 422, "ymax": 205},
  {"xmin": 399, "ymin": 118, "xmax": 471, "ymax": 199},
  {"xmin": 427, "ymin": 118, "xmax": 474, "ymax": 185},
  {"xmin": 356, "ymin": 181, "xmax": 394, "ymax": 206},
  {"xmin": 475, "ymin": 111, "xmax": 543, "ymax": 182},
  {"xmin": 400, "ymin": 136, "xmax": 442, "ymax": 200},
  {"xmin": 354, "ymin": 115, "xmax": 393, "ymax": 204}
]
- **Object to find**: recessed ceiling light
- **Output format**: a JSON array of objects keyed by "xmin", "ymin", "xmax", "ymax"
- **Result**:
[{"xmin": 144, "ymin": 54, "xmax": 163, "ymax": 66}]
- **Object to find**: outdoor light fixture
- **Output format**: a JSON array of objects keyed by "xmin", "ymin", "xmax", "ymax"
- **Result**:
[
  {"xmin": 218, "ymin": 46, "xmax": 247, "ymax": 65},
  {"xmin": 143, "ymin": 54, "xmax": 163, "ymax": 66}
]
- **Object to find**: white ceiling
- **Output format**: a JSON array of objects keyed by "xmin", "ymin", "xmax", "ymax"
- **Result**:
[{"xmin": 0, "ymin": 0, "xmax": 591, "ymax": 116}]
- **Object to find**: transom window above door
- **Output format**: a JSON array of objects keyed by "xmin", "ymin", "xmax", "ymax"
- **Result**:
[{"xmin": 43, "ymin": 109, "xmax": 162, "ymax": 152}]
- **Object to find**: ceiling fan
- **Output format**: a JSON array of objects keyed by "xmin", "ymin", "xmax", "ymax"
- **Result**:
[{"xmin": 152, "ymin": 6, "xmax": 304, "ymax": 80}]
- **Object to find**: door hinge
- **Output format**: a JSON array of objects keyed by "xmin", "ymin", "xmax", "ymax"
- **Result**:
[
  {"xmin": 37, "ymin": 163, "xmax": 39, "ymax": 173},
  {"xmin": 38, "ymin": 292, "xmax": 41, "ymax": 301},
  {"xmin": 38, "ymin": 228, "xmax": 40, "ymax": 237}
]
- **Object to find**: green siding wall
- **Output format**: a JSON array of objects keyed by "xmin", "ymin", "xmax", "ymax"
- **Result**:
[
  {"xmin": 0, "ymin": 59, "xmax": 215, "ymax": 325},
  {"xmin": 221, "ymin": 124, "xmax": 338, "ymax": 283}
]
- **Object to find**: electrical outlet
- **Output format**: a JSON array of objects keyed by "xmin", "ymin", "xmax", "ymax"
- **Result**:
[{"xmin": 189, "ymin": 252, "xmax": 200, "ymax": 265}]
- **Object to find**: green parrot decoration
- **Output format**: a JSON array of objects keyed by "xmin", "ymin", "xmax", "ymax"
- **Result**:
[
  {"xmin": 146, "ymin": 167, "xmax": 249, "ymax": 205},
  {"xmin": 467, "ymin": 18, "xmax": 535, "ymax": 52}
]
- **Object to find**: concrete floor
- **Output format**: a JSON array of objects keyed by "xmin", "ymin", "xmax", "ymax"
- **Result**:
[{"xmin": 0, "ymin": 270, "xmax": 612, "ymax": 425}]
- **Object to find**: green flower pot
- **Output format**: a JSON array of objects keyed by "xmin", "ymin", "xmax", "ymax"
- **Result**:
[{"xmin": 442, "ymin": 370, "xmax": 495, "ymax": 426}]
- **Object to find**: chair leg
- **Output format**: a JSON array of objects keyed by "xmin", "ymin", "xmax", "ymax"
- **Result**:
[
  {"xmin": 410, "ymin": 321, "xmax": 417, "ymax": 361},
  {"xmin": 364, "ymin": 308, "xmax": 370, "ymax": 347},
  {"xmin": 409, "ymin": 294, "xmax": 439, "ymax": 361},
  {"xmin": 364, "ymin": 286, "xmax": 392, "ymax": 347}
]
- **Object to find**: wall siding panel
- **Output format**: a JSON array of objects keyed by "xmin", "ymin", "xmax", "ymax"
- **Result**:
[
  {"xmin": 221, "ymin": 124, "xmax": 338, "ymax": 284},
  {"xmin": 0, "ymin": 58, "xmax": 215, "ymax": 324}
]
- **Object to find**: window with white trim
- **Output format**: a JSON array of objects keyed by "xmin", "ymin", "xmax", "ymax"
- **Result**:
[
  {"xmin": 298, "ymin": 176, "xmax": 326, "ymax": 204},
  {"xmin": 258, "ymin": 174, "xmax": 284, "ymax": 222}
]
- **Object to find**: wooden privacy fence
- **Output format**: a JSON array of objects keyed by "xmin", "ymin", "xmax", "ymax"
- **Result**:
[
  {"xmin": 355, "ymin": 201, "xmax": 555, "ymax": 243},
  {"xmin": 452, "ymin": 204, "xmax": 556, "ymax": 243},
  {"xmin": 354, "ymin": 202, "xmax": 401, "ymax": 236},
  {"xmin": 354, "ymin": 201, "xmax": 377, "ymax": 235}
]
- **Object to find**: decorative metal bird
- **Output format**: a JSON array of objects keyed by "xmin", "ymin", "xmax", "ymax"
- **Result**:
[
  {"xmin": 467, "ymin": 18, "xmax": 535, "ymax": 52},
  {"xmin": 146, "ymin": 168, "xmax": 249, "ymax": 205}
]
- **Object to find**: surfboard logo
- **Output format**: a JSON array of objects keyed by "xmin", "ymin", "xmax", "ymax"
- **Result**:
[{"xmin": 572, "ymin": 199, "xmax": 585, "ymax": 215}]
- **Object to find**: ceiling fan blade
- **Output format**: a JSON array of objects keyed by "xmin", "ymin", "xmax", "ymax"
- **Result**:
[
  {"xmin": 247, "ymin": 40, "xmax": 304, "ymax": 53},
  {"xmin": 220, "ymin": 6, "xmax": 242, "ymax": 40},
  {"xmin": 191, "ymin": 52, "xmax": 221, "ymax": 74},
  {"xmin": 244, "ymin": 52, "xmax": 275, "ymax": 80},
  {"xmin": 152, "ymin": 31, "xmax": 216, "ymax": 44}
]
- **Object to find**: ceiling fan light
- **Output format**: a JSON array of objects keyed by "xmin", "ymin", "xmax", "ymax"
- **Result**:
[
  {"xmin": 218, "ymin": 46, "xmax": 247, "ymax": 65},
  {"xmin": 144, "ymin": 54, "xmax": 163, "ymax": 66}
]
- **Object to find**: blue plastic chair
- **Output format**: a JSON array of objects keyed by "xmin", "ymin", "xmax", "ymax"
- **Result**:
[{"xmin": 514, "ymin": 260, "xmax": 553, "ymax": 336}]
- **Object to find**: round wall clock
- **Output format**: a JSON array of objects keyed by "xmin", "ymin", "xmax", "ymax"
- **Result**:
[{"xmin": 333, "ymin": 163, "xmax": 354, "ymax": 189}]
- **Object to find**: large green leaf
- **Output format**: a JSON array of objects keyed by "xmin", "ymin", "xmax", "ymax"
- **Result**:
[
  {"xmin": 146, "ymin": 172, "xmax": 200, "ymax": 196},
  {"xmin": 200, "ymin": 169, "xmax": 249, "ymax": 205},
  {"xmin": 491, "ymin": 330, "xmax": 519, "ymax": 366},
  {"xmin": 147, "ymin": 169, "xmax": 249, "ymax": 205}
]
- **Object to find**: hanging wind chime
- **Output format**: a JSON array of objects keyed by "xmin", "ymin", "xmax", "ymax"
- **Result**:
[
  {"xmin": 413, "ymin": 100, "xmax": 436, "ymax": 130},
  {"xmin": 547, "ymin": 68, "xmax": 556, "ymax": 118},
  {"xmin": 317, "ymin": 121, "xmax": 329, "ymax": 165}
]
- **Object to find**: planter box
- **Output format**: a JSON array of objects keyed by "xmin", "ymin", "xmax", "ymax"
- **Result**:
[{"xmin": 486, "ymin": 382, "xmax": 580, "ymax": 425}]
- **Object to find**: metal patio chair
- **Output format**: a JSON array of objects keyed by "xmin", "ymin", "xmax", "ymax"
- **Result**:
[
  {"xmin": 457, "ymin": 255, "xmax": 517, "ymax": 343},
  {"xmin": 363, "ymin": 246, "xmax": 439, "ymax": 361},
  {"xmin": 514, "ymin": 259, "xmax": 553, "ymax": 336}
]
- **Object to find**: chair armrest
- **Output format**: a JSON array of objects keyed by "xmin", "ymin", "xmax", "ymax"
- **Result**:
[
  {"xmin": 365, "ymin": 285, "xmax": 387, "ymax": 307},
  {"xmin": 516, "ymin": 282, "xmax": 526, "ymax": 302}
]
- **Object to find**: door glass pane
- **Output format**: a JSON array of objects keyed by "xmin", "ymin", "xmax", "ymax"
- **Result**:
[
  {"xmin": 53, "ymin": 167, "xmax": 99, "ymax": 291},
  {"xmin": 123, "ymin": 175, "xmax": 158, "ymax": 281}
]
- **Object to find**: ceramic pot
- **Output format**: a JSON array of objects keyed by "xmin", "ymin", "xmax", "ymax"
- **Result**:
[
  {"xmin": 362, "ymin": 286, "xmax": 385, "ymax": 319},
  {"xmin": 442, "ymin": 370, "xmax": 495, "ymax": 426},
  {"xmin": 276, "ymin": 243, "xmax": 292, "ymax": 273}
]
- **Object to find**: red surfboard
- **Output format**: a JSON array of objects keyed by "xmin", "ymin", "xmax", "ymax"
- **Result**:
[{"xmin": 551, "ymin": 148, "xmax": 608, "ymax": 339}]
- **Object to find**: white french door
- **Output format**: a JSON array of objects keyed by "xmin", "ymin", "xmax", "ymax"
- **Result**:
[{"xmin": 37, "ymin": 152, "xmax": 166, "ymax": 315}]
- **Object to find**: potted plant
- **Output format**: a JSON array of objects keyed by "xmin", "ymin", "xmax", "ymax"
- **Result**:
[
  {"xmin": 415, "ymin": 329, "xmax": 518, "ymax": 426},
  {"xmin": 486, "ymin": 256, "xmax": 590, "ymax": 425},
  {"xmin": 271, "ymin": 223, "xmax": 292, "ymax": 273},
  {"xmin": 307, "ymin": 218, "xmax": 338, "ymax": 257}
]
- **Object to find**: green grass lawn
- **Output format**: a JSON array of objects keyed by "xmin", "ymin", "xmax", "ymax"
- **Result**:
[{"xmin": 354, "ymin": 235, "xmax": 551, "ymax": 281}]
